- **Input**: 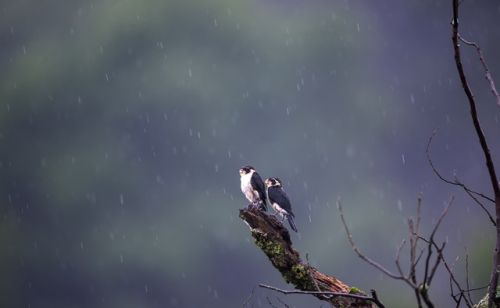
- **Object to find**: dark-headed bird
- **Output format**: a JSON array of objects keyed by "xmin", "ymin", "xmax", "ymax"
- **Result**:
[
  {"xmin": 265, "ymin": 177, "xmax": 298, "ymax": 232},
  {"xmin": 239, "ymin": 166, "xmax": 267, "ymax": 211}
]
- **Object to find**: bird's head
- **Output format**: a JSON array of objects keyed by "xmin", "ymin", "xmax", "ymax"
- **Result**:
[
  {"xmin": 239, "ymin": 165, "xmax": 255, "ymax": 176},
  {"xmin": 265, "ymin": 177, "xmax": 282, "ymax": 188}
]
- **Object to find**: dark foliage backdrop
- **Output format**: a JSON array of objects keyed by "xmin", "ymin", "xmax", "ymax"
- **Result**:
[{"xmin": 1, "ymin": 1, "xmax": 499, "ymax": 307}]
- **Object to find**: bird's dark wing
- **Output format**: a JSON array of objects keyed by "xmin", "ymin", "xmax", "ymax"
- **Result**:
[
  {"xmin": 251, "ymin": 172, "xmax": 267, "ymax": 204},
  {"xmin": 268, "ymin": 186, "xmax": 293, "ymax": 216}
]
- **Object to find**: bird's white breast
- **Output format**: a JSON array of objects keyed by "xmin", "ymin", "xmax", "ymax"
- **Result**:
[
  {"xmin": 240, "ymin": 172, "xmax": 257, "ymax": 202},
  {"xmin": 240, "ymin": 172, "xmax": 252, "ymax": 192}
]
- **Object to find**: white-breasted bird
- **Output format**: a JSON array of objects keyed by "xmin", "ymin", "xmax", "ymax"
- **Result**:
[
  {"xmin": 265, "ymin": 177, "xmax": 298, "ymax": 232},
  {"xmin": 239, "ymin": 165, "xmax": 267, "ymax": 211}
]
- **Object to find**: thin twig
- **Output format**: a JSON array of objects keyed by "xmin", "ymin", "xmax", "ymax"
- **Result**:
[
  {"xmin": 258, "ymin": 284, "xmax": 385, "ymax": 308},
  {"xmin": 266, "ymin": 296, "xmax": 279, "ymax": 308},
  {"xmin": 453, "ymin": 284, "xmax": 489, "ymax": 296},
  {"xmin": 432, "ymin": 244, "xmax": 473, "ymax": 307},
  {"xmin": 306, "ymin": 253, "xmax": 327, "ymax": 300},
  {"xmin": 458, "ymin": 34, "xmax": 500, "ymax": 108},
  {"xmin": 337, "ymin": 199, "xmax": 406, "ymax": 281},
  {"xmin": 427, "ymin": 129, "xmax": 496, "ymax": 227},
  {"xmin": 465, "ymin": 251, "xmax": 473, "ymax": 304},
  {"xmin": 275, "ymin": 297, "xmax": 290, "ymax": 308},
  {"xmin": 449, "ymin": 272, "xmax": 457, "ymax": 306},
  {"xmin": 415, "ymin": 248, "xmax": 426, "ymax": 268},
  {"xmin": 395, "ymin": 239, "xmax": 407, "ymax": 278},
  {"xmin": 409, "ymin": 201, "xmax": 424, "ymax": 307},
  {"xmin": 456, "ymin": 293, "xmax": 464, "ymax": 308},
  {"xmin": 424, "ymin": 197, "xmax": 454, "ymax": 285},
  {"xmin": 371, "ymin": 290, "xmax": 383, "ymax": 308},
  {"xmin": 408, "ymin": 218, "xmax": 418, "ymax": 285},
  {"xmin": 426, "ymin": 129, "xmax": 494, "ymax": 204},
  {"xmin": 457, "ymin": 176, "xmax": 496, "ymax": 226},
  {"xmin": 242, "ymin": 286, "xmax": 256, "ymax": 307},
  {"xmin": 428, "ymin": 241, "xmax": 446, "ymax": 285},
  {"xmin": 418, "ymin": 198, "xmax": 453, "ymax": 308}
]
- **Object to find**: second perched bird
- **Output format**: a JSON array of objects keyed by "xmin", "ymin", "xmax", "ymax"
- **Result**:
[
  {"xmin": 239, "ymin": 165, "xmax": 267, "ymax": 211},
  {"xmin": 265, "ymin": 177, "xmax": 298, "ymax": 232}
]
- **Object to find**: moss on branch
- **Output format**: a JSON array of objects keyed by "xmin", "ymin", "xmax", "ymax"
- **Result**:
[{"xmin": 239, "ymin": 207, "xmax": 375, "ymax": 307}]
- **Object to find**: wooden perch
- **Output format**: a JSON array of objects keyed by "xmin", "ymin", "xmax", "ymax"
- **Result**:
[{"xmin": 239, "ymin": 207, "xmax": 379, "ymax": 307}]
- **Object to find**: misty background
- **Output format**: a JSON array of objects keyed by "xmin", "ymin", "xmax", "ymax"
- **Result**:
[{"xmin": 1, "ymin": 0, "xmax": 500, "ymax": 307}]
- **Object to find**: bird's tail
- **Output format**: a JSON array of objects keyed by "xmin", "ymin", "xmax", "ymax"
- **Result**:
[
  {"xmin": 258, "ymin": 200, "xmax": 267, "ymax": 211},
  {"xmin": 287, "ymin": 215, "xmax": 298, "ymax": 232}
]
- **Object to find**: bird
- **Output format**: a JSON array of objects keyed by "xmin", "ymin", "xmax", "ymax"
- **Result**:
[
  {"xmin": 239, "ymin": 165, "xmax": 267, "ymax": 211},
  {"xmin": 265, "ymin": 177, "xmax": 298, "ymax": 232}
]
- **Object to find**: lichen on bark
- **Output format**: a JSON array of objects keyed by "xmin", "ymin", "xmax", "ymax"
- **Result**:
[{"xmin": 239, "ymin": 207, "xmax": 374, "ymax": 307}]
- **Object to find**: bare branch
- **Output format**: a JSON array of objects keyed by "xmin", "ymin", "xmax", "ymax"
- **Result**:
[
  {"xmin": 427, "ymin": 129, "xmax": 496, "ymax": 227},
  {"xmin": 426, "ymin": 129, "xmax": 494, "ymax": 204},
  {"xmin": 415, "ymin": 248, "xmax": 426, "ymax": 268},
  {"xmin": 465, "ymin": 251, "xmax": 473, "ymax": 304},
  {"xmin": 305, "ymin": 253, "xmax": 327, "ymax": 300},
  {"xmin": 242, "ymin": 286, "xmax": 256, "ymax": 307},
  {"xmin": 240, "ymin": 208, "xmax": 373, "ymax": 307},
  {"xmin": 275, "ymin": 297, "xmax": 290, "ymax": 308},
  {"xmin": 370, "ymin": 290, "xmax": 383, "ymax": 308},
  {"xmin": 458, "ymin": 176, "xmax": 496, "ymax": 226},
  {"xmin": 427, "ymin": 241, "xmax": 446, "ymax": 285},
  {"xmin": 408, "ymin": 217, "xmax": 419, "ymax": 288},
  {"xmin": 453, "ymin": 284, "xmax": 489, "ymax": 296},
  {"xmin": 434, "ymin": 244, "xmax": 473, "ymax": 307},
  {"xmin": 337, "ymin": 199, "xmax": 406, "ymax": 281},
  {"xmin": 449, "ymin": 272, "xmax": 457, "ymax": 306},
  {"xmin": 458, "ymin": 34, "xmax": 500, "ymax": 108},
  {"xmin": 258, "ymin": 284, "xmax": 385, "ymax": 308},
  {"xmin": 452, "ymin": 1, "xmax": 500, "ymax": 197},
  {"xmin": 266, "ymin": 296, "xmax": 280, "ymax": 308},
  {"xmin": 395, "ymin": 239, "xmax": 407, "ymax": 278},
  {"xmin": 452, "ymin": 1, "xmax": 500, "ymax": 304}
]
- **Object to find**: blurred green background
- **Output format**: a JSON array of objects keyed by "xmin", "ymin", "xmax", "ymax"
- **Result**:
[{"xmin": 1, "ymin": 0, "xmax": 500, "ymax": 307}]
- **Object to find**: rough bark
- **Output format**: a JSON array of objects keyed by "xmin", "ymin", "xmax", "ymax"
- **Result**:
[{"xmin": 240, "ymin": 207, "xmax": 375, "ymax": 307}]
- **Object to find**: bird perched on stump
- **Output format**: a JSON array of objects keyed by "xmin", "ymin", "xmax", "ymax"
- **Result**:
[
  {"xmin": 239, "ymin": 166, "xmax": 267, "ymax": 211},
  {"xmin": 265, "ymin": 177, "xmax": 298, "ymax": 232}
]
